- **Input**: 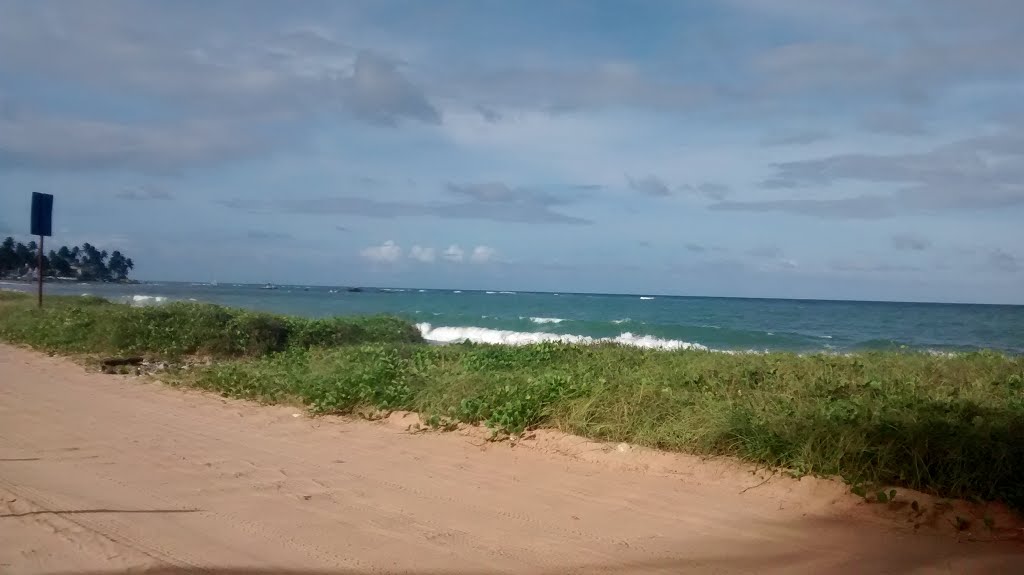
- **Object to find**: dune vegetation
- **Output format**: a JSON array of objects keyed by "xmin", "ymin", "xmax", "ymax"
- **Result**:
[
  {"xmin": 2, "ymin": 290, "xmax": 1023, "ymax": 509},
  {"xmin": 0, "ymin": 291, "xmax": 421, "ymax": 356}
]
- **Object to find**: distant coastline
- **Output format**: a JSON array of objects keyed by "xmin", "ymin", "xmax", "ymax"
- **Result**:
[{"xmin": 1, "ymin": 237, "xmax": 136, "ymax": 283}]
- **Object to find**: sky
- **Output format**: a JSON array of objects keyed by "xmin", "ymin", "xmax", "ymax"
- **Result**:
[{"xmin": 0, "ymin": 0, "xmax": 1022, "ymax": 304}]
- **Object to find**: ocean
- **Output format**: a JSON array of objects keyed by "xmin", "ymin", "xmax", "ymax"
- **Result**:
[{"xmin": 4, "ymin": 281, "xmax": 1022, "ymax": 355}]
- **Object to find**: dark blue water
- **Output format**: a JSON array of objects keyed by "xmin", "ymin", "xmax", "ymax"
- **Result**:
[{"xmin": 4, "ymin": 281, "xmax": 1022, "ymax": 354}]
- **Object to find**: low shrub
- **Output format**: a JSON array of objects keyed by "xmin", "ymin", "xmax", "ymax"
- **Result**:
[{"xmin": 0, "ymin": 292, "xmax": 423, "ymax": 357}]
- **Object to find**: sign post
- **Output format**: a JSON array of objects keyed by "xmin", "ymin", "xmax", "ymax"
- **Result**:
[{"xmin": 30, "ymin": 193, "xmax": 53, "ymax": 308}]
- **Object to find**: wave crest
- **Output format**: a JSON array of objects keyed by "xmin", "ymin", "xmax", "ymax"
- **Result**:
[
  {"xmin": 525, "ymin": 316, "xmax": 565, "ymax": 324},
  {"xmin": 416, "ymin": 323, "xmax": 707, "ymax": 351},
  {"xmin": 126, "ymin": 295, "xmax": 168, "ymax": 306}
]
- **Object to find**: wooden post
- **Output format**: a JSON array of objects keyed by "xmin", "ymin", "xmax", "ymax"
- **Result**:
[
  {"xmin": 37, "ymin": 235, "xmax": 44, "ymax": 308},
  {"xmin": 29, "ymin": 192, "xmax": 53, "ymax": 308}
]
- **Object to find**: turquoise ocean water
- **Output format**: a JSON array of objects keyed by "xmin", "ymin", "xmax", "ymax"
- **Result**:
[{"xmin": 4, "ymin": 281, "xmax": 1022, "ymax": 354}]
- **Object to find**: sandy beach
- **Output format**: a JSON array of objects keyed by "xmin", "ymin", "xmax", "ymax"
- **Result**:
[{"xmin": 1, "ymin": 343, "xmax": 1021, "ymax": 574}]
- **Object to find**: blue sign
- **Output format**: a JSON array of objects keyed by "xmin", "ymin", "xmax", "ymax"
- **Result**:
[{"xmin": 31, "ymin": 192, "xmax": 53, "ymax": 237}]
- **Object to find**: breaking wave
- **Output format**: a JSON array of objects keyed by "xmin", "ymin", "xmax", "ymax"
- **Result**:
[
  {"xmin": 525, "ymin": 316, "xmax": 565, "ymax": 324},
  {"xmin": 126, "ymin": 295, "xmax": 168, "ymax": 306},
  {"xmin": 416, "ymin": 323, "xmax": 708, "ymax": 351}
]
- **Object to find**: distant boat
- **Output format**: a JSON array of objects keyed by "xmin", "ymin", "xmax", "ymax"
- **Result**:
[{"xmin": 261, "ymin": 283, "xmax": 278, "ymax": 290}]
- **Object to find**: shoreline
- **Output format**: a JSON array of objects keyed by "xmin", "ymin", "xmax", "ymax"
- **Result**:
[
  {"xmin": 3, "ymin": 285, "xmax": 1018, "ymax": 356},
  {"xmin": 2, "ymin": 291, "xmax": 1023, "ymax": 513},
  {"xmin": 1, "ymin": 343, "xmax": 1022, "ymax": 573}
]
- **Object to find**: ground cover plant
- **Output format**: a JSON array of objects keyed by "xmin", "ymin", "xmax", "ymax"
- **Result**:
[{"xmin": 0, "ymin": 291, "xmax": 420, "ymax": 357}]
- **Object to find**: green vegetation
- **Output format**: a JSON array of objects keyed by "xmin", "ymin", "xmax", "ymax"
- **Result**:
[
  {"xmin": 2, "ymin": 290, "xmax": 1023, "ymax": 509},
  {"xmin": 0, "ymin": 292, "xmax": 421, "ymax": 357},
  {"xmin": 1, "ymin": 237, "xmax": 135, "ymax": 281}
]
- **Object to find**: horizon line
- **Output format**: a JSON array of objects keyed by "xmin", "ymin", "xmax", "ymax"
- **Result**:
[{"xmin": 130, "ymin": 279, "xmax": 1024, "ymax": 307}]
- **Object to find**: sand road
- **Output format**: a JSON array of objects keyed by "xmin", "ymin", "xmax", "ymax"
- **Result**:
[{"xmin": 1, "ymin": 344, "xmax": 1021, "ymax": 574}]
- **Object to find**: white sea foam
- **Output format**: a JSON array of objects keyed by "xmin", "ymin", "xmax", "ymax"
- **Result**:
[
  {"xmin": 127, "ymin": 295, "xmax": 168, "ymax": 306},
  {"xmin": 416, "ymin": 323, "xmax": 708, "ymax": 351},
  {"xmin": 499, "ymin": 291, "xmax": 517, "ymax": 295},
  {"xmin": 525, "ymin": 316, "xmax": 565, "ymax": 324},
  {"xmin": 486, "ymin": 291, "xmax": 497, "ymax": 294},
  {"xmin": 611, "ymin": 318, "xmax": 631, "ymax": 324},
  {"xmin": 453, "ymin": 290, "xmax": 462, "ymax": 294},
  {"xmin": 926, "ymin": 349, "xmax": 961, "ymax": 357},
  {"xmin": 640, "ymin": 296, "xmax": 655, "ymax": 300}
]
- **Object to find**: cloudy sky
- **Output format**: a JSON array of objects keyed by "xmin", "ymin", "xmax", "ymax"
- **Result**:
[{"xmin": 1, "ymin": 0, "xmax": 1022, "ymax": 303}]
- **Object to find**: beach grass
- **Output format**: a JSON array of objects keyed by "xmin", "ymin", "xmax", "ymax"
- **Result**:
[
  {"xmin": 2, "ymin": 290, "xmax": 1023, "ymax": 509},
  {"xmin": 0, "ymin": 291, "xmax": 421, "ymax": 356}
]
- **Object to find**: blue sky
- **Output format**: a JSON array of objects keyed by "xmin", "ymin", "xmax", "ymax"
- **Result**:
[{"xmin": 1, "ymin": 0, "xmax": 1022, "ymax": 303}]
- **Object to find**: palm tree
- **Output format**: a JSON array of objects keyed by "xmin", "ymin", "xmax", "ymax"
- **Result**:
[{"xmin": 0, "ymin": 237, "xmax": 16, "ymax": 276}]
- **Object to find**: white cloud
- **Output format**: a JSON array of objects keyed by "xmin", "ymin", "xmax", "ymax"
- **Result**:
[
  {"xmin": 360, "ymin": 242, "xmax": 494, "ymax": 265},
  {"xmin": 470, "ymin": 245, "xmax": 497, "ymax": 264},
  {"xmin": 409, "ymin": 245, "xmax": 436, "ymax": 263},
  {"xmin": 360, "ymin": 240, "xmax": 401, "ymax": 263},
  {"xmin": 443, "ymin": 244, "xmax": 465, "ymax": 262}
]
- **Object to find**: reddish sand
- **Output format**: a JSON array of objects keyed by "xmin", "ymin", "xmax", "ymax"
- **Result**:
[{"xmin": 1, "ymin": 343, "xmax": 1021, "ymax": 574}]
